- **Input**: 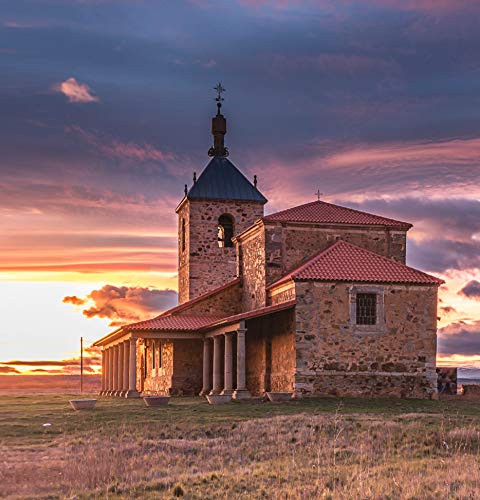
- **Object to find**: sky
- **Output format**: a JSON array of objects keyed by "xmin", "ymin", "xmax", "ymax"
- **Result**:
[{"xmin": 0, "ymin": 0, "xmax": 480, "ymax": 375}]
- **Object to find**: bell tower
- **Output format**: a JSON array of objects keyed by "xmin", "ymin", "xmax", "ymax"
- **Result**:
[{"xmin": 176, "ymin": 84, "xmax": 267, "ymax": 304}]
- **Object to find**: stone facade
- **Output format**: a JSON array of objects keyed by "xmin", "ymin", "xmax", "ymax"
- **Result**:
[
  {"xmin": 245, "ymin": 309, "xmax": 296, "ymax": 395},
  {"xmin": 140, "ymin": 338, "xmax": 203, "ymax": 396},
  {"xmin": 293, "ymin": 281, "xmax": 438, "ymax": 398},
  {"xmin": 237, "ymin": 221, "xmax": 408, "ymax": 312},
  {"xmin": 174, "ymin": 280, "xmax": 243, "ymax": 317},
  {"xmin": 177, "ymin": 199, "xmax": 264, "ymax": 304}
]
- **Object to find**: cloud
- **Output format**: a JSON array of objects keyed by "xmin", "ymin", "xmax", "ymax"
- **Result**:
[
  {"xmin": 335, "ymin": 197, "xmax": 480, "ymax": 273},
  {"xmin": 440, "ymin": 306, "xmax": 457, "ymax": 315},
  {"xmin": 52, "ymin": 77, "xmax": 99, "ymax": 103},
  {"xmin": 438, "ymin": 321, "xmax": 480, "ymax": 356},
  {"xmin": 0, "ymin": 366, "xmax": 20, "ymax": 374},
  {"xmin": 459, "ymin": 280, "xmax": 480, "ymax": 300},
  {"xmin": 63, "ymin": 295, "xmax": 85, "ymax": 306},
  {"xmin": 67, "ymin": 125, "xmax": 174, "ymax": 162},
  {"xmin": 63, "ymin": 285, "xmax": 178, "ymax": 326}
]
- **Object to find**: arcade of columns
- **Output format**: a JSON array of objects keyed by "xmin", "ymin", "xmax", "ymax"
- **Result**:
[
  {"xmin": 100, "ymin": 322, "xmax": 251, "ymax": 399},
  {"xmin": 100, "ymin": 338, "xmax": 140, "ymax": 398}
]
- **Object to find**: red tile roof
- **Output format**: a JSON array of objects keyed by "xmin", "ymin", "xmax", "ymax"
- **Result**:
[
  {"xmin": 264, "ymin": 200, "xmax": 411, "ymax": 228},
  {"xmin": 270, "ymin": 240, "xmax": 444, "ymax": 287},
  {"xmin": 125, "ymin": 314, "xmax": 225, "ymax": 332}
]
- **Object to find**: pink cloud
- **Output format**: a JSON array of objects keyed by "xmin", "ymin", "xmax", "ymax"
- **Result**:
[
  {"xmin": 68, "ymin": 125, "xmax": 174, "ymax": 162},
  {"xmin": 238, "ymin": 0, "xmax": 478, "ymax": 13},
  {"xmin": 52, "ymin": 77, "xmax": 99, "ymax": 104}
]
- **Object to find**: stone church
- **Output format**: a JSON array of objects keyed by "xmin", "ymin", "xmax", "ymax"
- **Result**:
[{"xmin": 94, "ymin": 92, "xmax": 443, "ymax": 400}]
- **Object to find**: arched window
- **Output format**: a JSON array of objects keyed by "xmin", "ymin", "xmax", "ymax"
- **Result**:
[
  {"xmin": 181, "ymin": 218, "xmax": 186, "ymax": 252},
  {"xmin": 218, "ymin": 214, "xmax": 234, "ymax": 248}
]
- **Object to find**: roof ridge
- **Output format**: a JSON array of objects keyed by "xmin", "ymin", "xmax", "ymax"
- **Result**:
[
  {"xmin": 269, "ymin": 239, "xmax": 443, "ymax": 288},
  {"xmin": 264, "ymin": 200, "xmax": 411, "ymax": 227}
]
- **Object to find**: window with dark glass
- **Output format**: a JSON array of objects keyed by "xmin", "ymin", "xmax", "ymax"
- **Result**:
[
  {"xmin": 356, "ymin": 293, "xmax": 377, "ymax": 325},
  {"xmin": 218, "ymin": 214, "xmax": 234, "ymax": 248}
]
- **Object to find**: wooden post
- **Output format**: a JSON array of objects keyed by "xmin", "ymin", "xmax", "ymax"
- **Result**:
[{"xmin": 80, "ymin": 336, "xmax": 83, "ymax": 394}]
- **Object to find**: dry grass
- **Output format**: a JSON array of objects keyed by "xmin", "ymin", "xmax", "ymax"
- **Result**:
[{"xmin": 1, "ymin": 395, "xmax": 480, "ymax": 499}]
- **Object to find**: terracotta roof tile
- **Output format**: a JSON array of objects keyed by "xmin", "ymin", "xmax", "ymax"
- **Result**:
[
  {"xmin": 264, "ymin": 200, "xmax": 411, "ymax": 228},
  {"xmin": 270, "ymin": 240, "xmax": 444, "ymax": 287},
  {"xmin": 125, "ymin": 314, "xmax": 224, "ymax": 332}
]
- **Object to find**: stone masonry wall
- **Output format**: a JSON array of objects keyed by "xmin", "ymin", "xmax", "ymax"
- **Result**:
[
  {"xmin": 140, "ymin": 338, "xmax": 203, "ymax": 396},
  {"xmin": 174, "ymin": 280, "xmax": 243, "ymax": 317},
  {"xmin": 141, "ymin": 339, "xmax": 174, "ymax": 395},
  {"xmin": 177, "ymin": 199, "xmax": 264, "ymax": 304},
  {"xmin": 294, "ymin": 281, "xmax": 438, "ymax": 399},
  {"xmin": 172, "ymin": 339, "xmax": 203, "ymax": 395},
  {"xmin": 239, "ymin": 227, "xmax": 266, "ymax": 311},
  {"xmin": 245, "ymin": 310, "xmax": 296, "ymax": 395},
  {"xmin": 264, "ymin": 224, "xmax": 408, "ymax": 286}
]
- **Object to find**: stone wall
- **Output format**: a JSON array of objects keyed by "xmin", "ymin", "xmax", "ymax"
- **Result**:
[
  {"xmin": 245, "ymin": 310, "xmax": 296, "ymax": 395},
  {"xmin": 294, "ymin": 281, "xmax": 438, "ymax": 399},
  {"xmin": 177, "ymin": 199, "xmax": 264, "ymax": 304},
  {"xmin": 264, "ymin": 224, "xmax": 408, "ymax": 287},
  {"xmin": 141, "ymin": 339, "xmax": 174, "ymax": 395},
  {"xmin": 138, "ymin": 338, "xmax": 203, "ymax": 396},
  {"xmin": 172, "ymin": 339, "xmax": 203, "ymax": 395},
  {"xmin": 268, "ymin": 282, "xmax": 296, "ymax": 306},
  {"xmin": 239, "ymin": 226, "xmax": 266, "ymax": 311},
  {"xmin": 174, "ymin": 280, "xmax": 243, "ymax": 317}
]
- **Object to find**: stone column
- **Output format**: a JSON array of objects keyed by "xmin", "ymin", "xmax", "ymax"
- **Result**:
[
  {"xmin": 122, "ymin": 341, "xmax": 129, "ymax": 397},
  {"xmin": 199, "ymin": 338, "xmax": 212, "ymax": 396},
  {"xmin": 112, "ymin": 345, "xmax": 119, "ymax": 397},
  {"xmin": 125, "ymin": 338, "xmax": 140, "ymax": 398},
  {"xmin": 100, "ymin": 349, "xmax": 106, "ymax": 395},
  {"xmin": 116, "ymin": 341, "xmax": 124, "ymax": 396},
  {"xmin": 209, "ymin": 336, "xmax": 223, "ymax": 395},
  {"xmin": 108, "ymin": 347, "xmax": 114, "ymax": 396},
  {"xmin": 233, "ymin": 323, "xmax": 251, "ymax": 399},
  {"xmin": 221, "ymin": 332, "xmax": 234, "ymax": 395}
]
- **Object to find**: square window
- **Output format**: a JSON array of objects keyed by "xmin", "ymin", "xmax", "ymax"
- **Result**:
[{"xmin": 356, "ymin": 293, "xmax": 377, "ymax": 325}]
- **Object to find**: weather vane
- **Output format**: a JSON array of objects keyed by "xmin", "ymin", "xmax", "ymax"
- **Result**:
[{"xmin": 214, "ymin": 82, "xmax": 225, "ymax": 104}]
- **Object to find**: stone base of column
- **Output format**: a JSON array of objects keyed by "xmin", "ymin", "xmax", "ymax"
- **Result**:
[
  {"xmin": 199, "ymin": 388, "xmax": 210, "ymax": 396},
  {"xmin": 113, "ymin": 390, "xmax": 124, "ymax": 397},
  {"xmin": 221, "ymin": 389, "xmax": 234, "ymax": 396},
  {"xmin": 118, "ymin": 390, "xmax": 128, "ymax": 397},
  {"xmin": 232, "ymin": 389, "xmax": 251, "ymax": 400},
  {"xmin": 124, "ymin": 390, "xmax": 141, "ymax": 398},
  {"xmin": 105, "ymin": 390, "xmax": 114, "ymax": 396},
  {"xmin": 208, "ymin": 389, "xmax": 222, "ymax": 396}
]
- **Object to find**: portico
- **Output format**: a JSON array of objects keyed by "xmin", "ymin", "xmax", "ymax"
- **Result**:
[
  {"xmin": 200, "ymin": 320, "xmax": 251, "ymax": 399},
  {"xmin": 96, "ymin": 320, "xmax": 252, "ymax": 399},
  {"xmin": 99, "ymin": 337, "xmax": 140, "ymax": 398}
]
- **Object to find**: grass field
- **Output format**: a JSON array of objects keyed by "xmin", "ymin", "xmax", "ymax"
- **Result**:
[{"xmin": 2, "ymin": 395, "xmax": 480, "ymax": 499}]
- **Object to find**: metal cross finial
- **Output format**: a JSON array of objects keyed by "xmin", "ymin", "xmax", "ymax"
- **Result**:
[
  {"xmin": 214, "ymin": 82, "xmax": 225, "ymax": 103},
  {"xmin": 315, "ymin": 190, "xmax": 324, "ymax": 201}
]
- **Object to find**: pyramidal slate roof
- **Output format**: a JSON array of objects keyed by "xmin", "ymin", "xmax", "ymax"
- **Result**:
[
  {"xmin": 269, "ymin": 240, "xmax": 444, "ymax": 288},
  {"xmin": 186, "ymin": 156, "xmax": 267, "ymax": 203}
]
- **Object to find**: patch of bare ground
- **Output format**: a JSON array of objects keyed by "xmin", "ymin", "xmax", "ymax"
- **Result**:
[{"xmin": 2, "ymin": 396, "xmax": 480, "ymax": 498}]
